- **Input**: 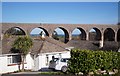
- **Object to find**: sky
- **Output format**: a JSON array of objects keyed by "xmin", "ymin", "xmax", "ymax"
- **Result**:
[
  {"xmin": 0, "ymin": 2, "xmax": 1, "ymax": 35},
  {"xmin": 1, "ymin": 2, "xmax": 119, "ymax": 34},
  {"xmin": 2, "ymin": 0, "xmax": 120, "ymax": 2},
  {"xmin": 2, "ymin": 2, "xmax": 118, "ymax": 24}
]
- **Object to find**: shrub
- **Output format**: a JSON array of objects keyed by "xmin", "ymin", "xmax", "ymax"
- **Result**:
[{"xmin": 68, "ymin": 49, "xmax": 120, "ymax": 75}]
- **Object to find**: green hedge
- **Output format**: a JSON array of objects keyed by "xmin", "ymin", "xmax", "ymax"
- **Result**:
[{"xmin": 68, "ymin": 49, "xmax": 120, "ymax": 75}]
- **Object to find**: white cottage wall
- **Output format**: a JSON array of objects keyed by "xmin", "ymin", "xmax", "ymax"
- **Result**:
[
  {"xmin": 33, "ymin": 55, "xmax": 39, "ymax": 71},
  {"xmin": 25, "ymin": 53, "xmax": 34, "ymax": 70},
  {"xmin": 61, "ymin": 51, "xmax": 70, "ymax": 58},
  {"xmin": 7, "ymin": 65, "xmax": 19, "ymax": 73},
  {"xmin": 0, "ymin": 51, "xmax": 71, "ymax": 73},
  {"xmin": 39, "ymin": 54, "xmax": 46, "ymax": 69},
  {"xmin": 37, "ymin": 51, "xmax": 70, "ymax": 70},
  {"xmin": 0, "ymin": 53, "xmax": 35, "ymax": 73},
  {"xmin": 0, "ymin": 55, "xmax": 19, "ymax": 73},
  {"xmin": 0, "ymin": 55, "xmax": 7, "ymax": 73}
]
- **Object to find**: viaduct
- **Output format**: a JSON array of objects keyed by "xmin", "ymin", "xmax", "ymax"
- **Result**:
[
  {"xmin": 0, "ymin": 23, "xmax": 120, "ymax": 54},
  {"xmin": 2, "ymin": 23, "xmax": 120, "ymax": 42}
]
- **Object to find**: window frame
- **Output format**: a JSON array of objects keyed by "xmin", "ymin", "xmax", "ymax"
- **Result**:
[{"xmin": 7, "ymin": 55, "xmax": 21, "ymax": 66}]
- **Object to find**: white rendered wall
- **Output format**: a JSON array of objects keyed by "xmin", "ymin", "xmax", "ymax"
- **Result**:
[
  {"xmin": 0, "ymin": 54, "xmax": 34, "ymax": 74},
  {"xmin": 33, "ymin": 55, "xmax": 39, "ymax": 71},
  {"xmin": 0, "ymin": 51, "xmax": 71, "ymax": 73},
  {"xmin": 24, "ymin": 53, "xmax": 34, "ymax": 70},
  {"xmin": 38, "ymin": 51, "xmax": 70, "ymax": 70},
  {"xmin": 61, "ymin": 51, "xmax": 70, "ymax": 58},
  {"xmin": 0, "ymin": 55, "xmax": 7, "ymax": 73},
  {"xmin": 0, "ymin": 55, "xmax": 19, "ymax": 73},
  {"xmin": 39, "ymin": 54, "xmax": 46, "ymax": 69}
]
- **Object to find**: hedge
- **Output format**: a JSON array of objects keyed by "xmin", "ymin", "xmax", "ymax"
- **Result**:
[{"xmin": 68, "ymin": 49, "xmax": 120, "ymax": 75}]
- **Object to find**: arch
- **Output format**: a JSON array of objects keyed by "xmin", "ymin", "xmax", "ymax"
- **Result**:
[
  {"xmin": 104, "ymin": 28, "xmax": 115, "ymax": 41},
  {"xmin": 117, "ymin": 29, "xmax": 120, "ymax": 42},
  {"xmin": 39, "ymin": 27, "xmax": 49, "ymax": 36},
  {"xmin": 30, "ymin": 27, "xmax": 49, "ymax": 36},
  {"xmin": 52, "ymin": 27, "xmax": 69, "ymax": 43},
  {"xmin": 72, "ymin": 27, "xmax": 86, "ymax": 40},
  {"xmin": 89, "ymin": 28, "xmax": 101, "ymax": 41},
  {"xmin": 5, "ymin": 27, "xmax": 26, "ymax": 35}
]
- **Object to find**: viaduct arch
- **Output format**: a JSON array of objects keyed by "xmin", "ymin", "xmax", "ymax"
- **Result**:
[
  {"xmin": 30, "ymin": 27, "xmax": 49, "ymax": 36},
  {"xmin": 2, "ymin": 23, "xmax": 119, "ymax": 44},
  {"xmin": 5, "ymin": 27, "xmax": 26, "ymax": 35},
  {"xmin": 71, "ymin": 27, "xmax": 87, "ymax": 40}
]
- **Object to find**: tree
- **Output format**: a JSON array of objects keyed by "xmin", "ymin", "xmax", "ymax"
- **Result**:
[
  {"xmin": 12, "ymin": 36, "xmax": 33, "ymax": 71},
  {"xmin": 6, "ymin": 28, "xmax": 25, "ymax": 35},
  {"xmin": 52, "ymin": 31, "xmax": 59, "ymax": 40}
]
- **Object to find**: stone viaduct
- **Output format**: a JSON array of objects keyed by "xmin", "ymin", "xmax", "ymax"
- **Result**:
[
  {"xmin": 0, "ymin": 23, "xmax": 120, "ymax": 53},
  {"xmin": 2, "ymin": 23, "xmax": 120, "ymax": 43}
]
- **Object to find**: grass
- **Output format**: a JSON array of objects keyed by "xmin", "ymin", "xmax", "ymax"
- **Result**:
[{"xmin": 39, "ymin": 72, "xmax": 64, "ymax": 75}]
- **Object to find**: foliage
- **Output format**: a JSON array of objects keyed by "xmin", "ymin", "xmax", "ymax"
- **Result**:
[
  {"xmin": 68, "ymin": 49, "xmax": 120, "ymax": 75},
  {"xmin": 12, "ymin": 36, "xmax": 33, "ymax": 55},
  {"xmin": 6, "ymin": 28, "xmax": 24, "ymax": 35},
  {"xmin": 52, "ymin": 31, "xmax": 59, "ymax": 40},
  {"xmin": 12, "ymin": 36, "xmax": 33, "ymax": 71},
  {"xmin": 4, "ymin": 34, "xmax": 11, "ymax": 38}
]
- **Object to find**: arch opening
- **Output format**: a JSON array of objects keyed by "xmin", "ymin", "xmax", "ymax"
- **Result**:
[
  {"xmin": 72, "ymin": 28, "xmax": 86, "ymax": 40},
  {"xmin": 5, "ymin": 27, "xmax": 26, "ymax": 36},
  {"xmin": 30, "ymin": 27, "xmax": 49, "ymax": 37},
  {"xmin": 89, "ymin": 28, "xmax": 101, "ymax": 41},
  {"xmin": 52, "ymin": 27, "xmax": 69, "ymax": 43},
  {"xmin": 104, "ymin": 28, "xmax": 115, "ymax": 41},
  {"xmin": 117, "ymin": 29, "xmax": 120, "ymax": 42}
]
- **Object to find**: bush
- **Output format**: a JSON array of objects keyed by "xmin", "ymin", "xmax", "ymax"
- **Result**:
[{"xmin": 68, "ymin": 49, "xmax": 120, "ymax": 75}]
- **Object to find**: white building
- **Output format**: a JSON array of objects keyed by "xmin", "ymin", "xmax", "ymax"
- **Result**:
[{"xmin": 0, "ymin": 37, "xmax": 71, "ymax": 73}]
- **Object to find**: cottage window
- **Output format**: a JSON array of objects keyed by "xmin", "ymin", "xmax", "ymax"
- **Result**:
[
  {"xmin": 7, "ymin": 56, "xmax": 12, "ymax": 64},
  {"xmin": 7, "ymin": 55, "xmax": 21, "ymax": 65}
]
